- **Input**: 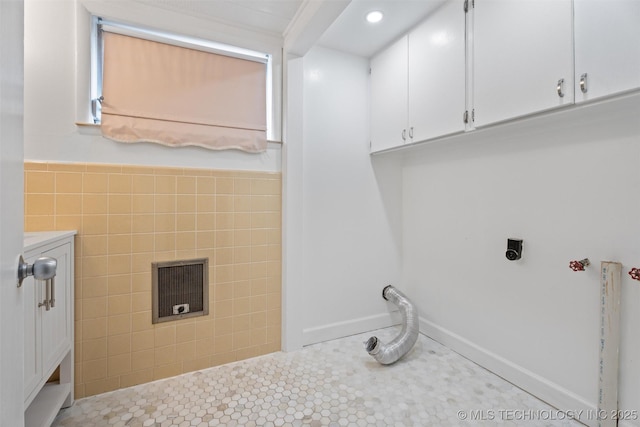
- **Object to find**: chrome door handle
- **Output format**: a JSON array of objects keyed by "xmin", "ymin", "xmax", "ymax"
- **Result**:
[
  {"xmin": 18, "ymin": 256, "xmax": 57, "ymax": 310},
  {"xmin": 408, "ymin": 127, "xmax": 414, "ymax": 139},
  {"xmin": 579, "ymin": 73, "xmax": 588, "ymax": 93},
  {"xmin": 402, "ymin": 129, "xmax": 406, "ymax": 141},
  {"xmin": 557, "ymin": 78, "xmax": 565, "ymax": 98},
  {"xmin": 38, "ymin": 278, "xmax": 53, "ymax": 311}
]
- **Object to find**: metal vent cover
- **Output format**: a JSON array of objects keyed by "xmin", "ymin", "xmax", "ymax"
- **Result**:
[{"xmin": 152, "ymin": 258, "xmax": 208, "ymax": 324}]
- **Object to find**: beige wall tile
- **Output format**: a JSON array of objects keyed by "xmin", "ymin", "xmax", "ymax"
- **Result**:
[
  {"xmin": 155, "ymin": 175, "xmax": 176, "ymax": 194},
  {"xmin": 82, "ymin": 215, "xmax": 109, "ymax": 235},
  {"xmin": 107, "ymin": 274, "xmax": 131, "ymax": 295},
  {"xmin": 82, "ymin": 338, "xmax": 107, "ymax": 362},
  {"xmin": 131, "ymin": 311, "xmax": 152, "ymax": 332},
  {"xmin": 26, "ymin": 171, "xmax": 55, "ymax": 193},
  {"xmin": 109, "ymin": 195, "xmax": 132, "ymax": 215},
  {"xmin": 233, "ymin": 179, "xmax": 251, "ymax": 195},
  {"xmin": 83, "ymin": 318, "xmax": 107, "ymax": 340},
  {"xmin": 108, "ymin": 334, "xmax": 131, "ymax": 356},
  {"xmin": 120, "ymin": 369, "xmax": 153, "ymax": 388},
  {"xmin": 132, "ymin": 195, "xmax": 154, "ymax": 214},
  {"xmin": 176, "ymin": 214, "xmax": 196, "ymax": 232},
  {"xmin": 131, "ymin": 292, "xmax": 151, "ymax": 313},
  {"xmin": 131, "ymin": 349, "xmax": 154, "ymax": 372},
  {"xmin": 154, "ymin": 326, "xmax": 176, "ymax": 347},
  {"xmin": 82, "ymin": 276, "xmax": 108, "ymax": 299},
  {"xmin": 197, "ymin": 177, "xmax": 215, "ymax": 194},
  {"xmin": 55, "ymin": 172, "xmax": 83, "ymax": 193},
  {"xmin": 108, "ymin": 254, "xmax": 131, "ymax": 275},
  {"xmin": 131, "ymin": 175, "xmax": 155, "ymax": 194},
  {"xmin": 108, "ymin": 174, "xmax": 131, "ymax": 194},
  {"xmin": 155, "ymin": 214, "xmax": 176, "ymax": 232},
  {"xmin": 176, "ymin": 322, "xmax": 196, "ymax": 343},
  {"xmin": 109, "ymin": 215, "xmax": 132, "ymax": 234},
  {"xmin": 108, "ymin": 235, "xmax": 131, "ymax": 255},
  {"xmin": 82, "ymin": 195, "xmax": 107, "ymax": 215},
  {"xmin": 25, "ymin": 162, "xmax": 282, "ymax": 398},
  {"xmin": 26, "ymin": 194, "xmax": 54, "ymax": 215},
  {"xmin": 108, "ymin": 314, "xmax": 132, "ymax": 336},
  {"xmin": 155, "ymin": 194, "xmax": 175, "ymax": 213},
  {"xmin": 83, "ymin": 173, "xmax": 108, "ymax": 193},
  {"xmin": 131, "ymin": 330, "xmax": 154, "ymax": 352},
  {"xmin": 197, "ymin": 195, "xmax": 215, "ymax": 213},
  {"xmin": 82, "ymin": 236, "xmax": 108, "ymax": 257},
  {"xmin": 107, "ymin": 353, "xmax": 131, "ymax": 376},
  {"xmin": 177, "ymin": 176, "xmax": 196, "ymax": 194},
  {"xmin": 83, "ymin": 297, "xmax": 107, "ymax": 319},
  {"xmin": 82, "ymin": 358, "xmax": 107, "ymax": 382},
  {"xmin": 25, "ymin": 215, "xmax": 55, "ymax": 231},
  {"xmin": 154, "ymin": 345, "xmax": 176, "ymax": 366},
  {"xmin": 153, "ymin": 362, "xmax": 182, "ymax": 380}
]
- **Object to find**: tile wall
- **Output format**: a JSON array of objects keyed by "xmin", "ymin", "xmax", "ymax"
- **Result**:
[{"xmin": 24, "ymin": 162, "xmax": 282, "ymax": 398}]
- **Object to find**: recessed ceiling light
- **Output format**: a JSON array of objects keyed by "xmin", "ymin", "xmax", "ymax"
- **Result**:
[{"xmin": 366, "ymin": 11, "xmax": 384, "ymax": 24}]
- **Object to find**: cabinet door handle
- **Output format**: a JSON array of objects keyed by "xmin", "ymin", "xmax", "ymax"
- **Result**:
[
  {"xmin": 50, "ymin": 277, "xmax": 55, "ymax": 308},
  {"xmin": 408, "ymin": 127, "xmax": 414, "ymax": 139},
  {"xmin": 579, "ymin": 73, "xmax": 588, "ymax": 93},
  {"xmin": 402, "ymin": 129, "xmax": 406, "ymax": 141},
  {"xmin": 38, "ymin": 279, "xmax": 51, "ymax": 311},
  {"xmin": 556, "ymin": 78, "xmax": 565, "ymax": 98}
]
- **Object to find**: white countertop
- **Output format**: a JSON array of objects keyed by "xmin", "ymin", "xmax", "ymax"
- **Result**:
[{"xmin": 24, "ymin": 230, "xmax": 77, "ymax": 252}]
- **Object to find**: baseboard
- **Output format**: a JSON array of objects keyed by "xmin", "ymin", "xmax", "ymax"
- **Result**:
[
  {"xmin": 302, "ymin": 311, "xmax": 401, "ymax": 346},
  {"xmin": 419, "ymin": 317, "xmax": 603, "ymax": 427}
]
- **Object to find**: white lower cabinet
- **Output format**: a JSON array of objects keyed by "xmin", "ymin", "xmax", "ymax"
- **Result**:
[{"xmin": 23, "ymin": 231, "xmax": 75, "ymax": 427}]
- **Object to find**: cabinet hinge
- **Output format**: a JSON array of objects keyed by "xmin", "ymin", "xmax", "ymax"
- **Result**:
[
  {"xmin": 464, "ymin": 0, "xmax": 468, "ymax": 13},
  {"xmin": 463, "ymin": 110, "xmax": 469, "ymax": 124}
]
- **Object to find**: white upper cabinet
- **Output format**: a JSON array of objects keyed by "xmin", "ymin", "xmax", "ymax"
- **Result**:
[
  {"xmin": 370, "ymin": 35, "xmax": 408, "ymax": 152},
  {"xmin": 370, "ymin": 0, "xmax": 466, "ymax": 152},
  {"xmin": 473, "ymin": 0, "xmax": 574, "ymax": 128},
  {"xmin": 409, "ymin": 0, "xmax": 466, "ymax": 142},
  {"xmin": 574, "ymin": 0, "xmax": 640, "ymax": 102}
]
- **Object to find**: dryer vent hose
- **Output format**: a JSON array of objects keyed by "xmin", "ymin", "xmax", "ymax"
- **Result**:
[{"xmin": 365, "ymin": 285, "xmax": 419, "ymax": 365}]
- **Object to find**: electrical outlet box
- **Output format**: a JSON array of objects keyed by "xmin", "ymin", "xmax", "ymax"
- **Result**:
[{"xmin": 173, "ymin": 303, "xmax": 190, "ymax": 315}]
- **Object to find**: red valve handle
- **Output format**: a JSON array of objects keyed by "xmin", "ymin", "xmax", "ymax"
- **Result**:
[
  {"xmin": 629, "ymin": 268, "xmax": 640, "ymax": 281},
  {"xmin": 569, "ymin": 260, "xmax": 586, "ymax": 271}
]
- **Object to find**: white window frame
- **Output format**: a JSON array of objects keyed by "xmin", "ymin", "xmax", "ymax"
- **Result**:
[{"xmin": 90, "ymin": 16, "xmax": 274, "ymax": 140}]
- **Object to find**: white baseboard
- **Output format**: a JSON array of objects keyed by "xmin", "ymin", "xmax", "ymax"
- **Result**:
[
  {"xmin": 302, "ymin": 311, "xmax": 401, "ymax": 346},
  {"xmin": 418, "ymin": 317, "xmax": 603, "ymax": 427}
]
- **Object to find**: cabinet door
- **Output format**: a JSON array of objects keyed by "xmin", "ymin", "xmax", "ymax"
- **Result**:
[
  {"xmin": 409, "ymin": 0, "xmax": 466, "ymax": 142},
  {"xmin": 574, "ymin": 0, "xmax": 640, "ymax": 102},
  {"xmin": 473, "ymin": 0, "xmax": 573, "ymax": 127},
  {"xmin": 23, "ymin": 263, "xmax": 41, "ymax": 402},
  {"xmin": 40, "ymin": 243, "xmax": 72, "ymax": 375},
  {"xmin": 370, "ymin": 35, "xmax": 408, "ymax": 152}
]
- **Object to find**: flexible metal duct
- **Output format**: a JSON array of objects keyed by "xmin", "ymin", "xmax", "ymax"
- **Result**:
[{"xmin": 365, "ymin": 285, "xmax": 419, "ymax": 365}]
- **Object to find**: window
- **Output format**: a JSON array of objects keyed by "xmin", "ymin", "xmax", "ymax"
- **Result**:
[{"xmin": 91, "ymin": 17, "xmax": 273, "ymax": 153}]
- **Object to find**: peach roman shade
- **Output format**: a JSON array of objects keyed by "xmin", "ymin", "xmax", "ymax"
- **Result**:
[{"xmin": 101, "ymin": 31, "xmax": 267, "ymax": 153}]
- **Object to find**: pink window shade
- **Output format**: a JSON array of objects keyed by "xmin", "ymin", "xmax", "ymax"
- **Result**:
[{"xmin": 101, "ymin": 31, "xmax": 267, "ymax": 153}]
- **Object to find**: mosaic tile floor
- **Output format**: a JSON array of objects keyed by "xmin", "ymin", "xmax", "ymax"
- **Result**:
[{"xmin": 53, "ymin": 327, "xmax": 583, "ymax": 427}]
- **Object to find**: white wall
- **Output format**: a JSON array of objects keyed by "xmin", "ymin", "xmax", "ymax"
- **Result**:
[
  {"xmin": 284, "ymin": 46, "xmax": 403, "ymax": 347},
  {"xmin": 402, "ymin": 92, "xmax": 640, "ymax": 425},
  {"xmin": 23, "ymin": 0, "xmax": 280, "ymax": 171}
]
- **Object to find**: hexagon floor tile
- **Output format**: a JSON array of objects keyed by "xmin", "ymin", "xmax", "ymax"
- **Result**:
[{"xmin": 53, "ymin": 328, "xmax": 584, "ymax": 426}]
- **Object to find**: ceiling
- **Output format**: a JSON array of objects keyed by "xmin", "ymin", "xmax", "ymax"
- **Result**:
[
  {"xmin": 132, "ymin": 0, "xmax": 445, "ymax": 58},
  {"xmin": 318, "ymin": 0, "xmax": 446, "ymax": 58}
]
